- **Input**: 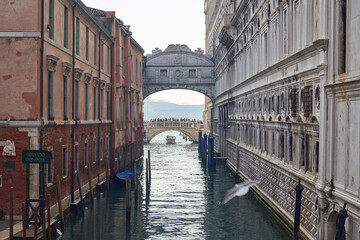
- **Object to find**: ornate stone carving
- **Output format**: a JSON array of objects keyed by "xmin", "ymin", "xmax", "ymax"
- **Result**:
[
  {"xmin": 84, "ymin": 73, "xmax": 92, "ymax": 85},
  {"xmin": 106, "ymin": 83, "xmax": 112, "ymax": 91},
  {"xmin": 62, "ymin": 62, "xmax": 72, "ymax": 77},
  {"xmin": 93, "ymin": 77, "xmax": 99, "ymax": 87},
  {"xmin": 47, "ymin": 55, "xmax": 60, "ymax": 72},
  {"xmin": 74, "ymin": 68, "xmax": 83, "ymax": 81},
  {"xmin": 1, "ymin": 140, "xmax": 16, "ymax": 156},
  {"xmin": 100, "ymin": 80, "xmax": 106, "ymax": 89}
]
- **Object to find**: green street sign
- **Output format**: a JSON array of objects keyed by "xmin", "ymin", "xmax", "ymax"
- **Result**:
[{"xmin": 22, "ymin": 150, "xmax": 50, "ymax": 164}]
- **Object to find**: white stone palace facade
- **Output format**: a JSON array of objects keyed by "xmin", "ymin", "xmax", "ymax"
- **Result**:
[{"xmin": 204, "ymin": 0, "xmax": 360, "ymax": 239}]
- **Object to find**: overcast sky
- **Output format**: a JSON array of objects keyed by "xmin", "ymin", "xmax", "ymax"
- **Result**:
[{"xmin": 82, "ymin": 0, "xmax": 206, "ymax": 105}]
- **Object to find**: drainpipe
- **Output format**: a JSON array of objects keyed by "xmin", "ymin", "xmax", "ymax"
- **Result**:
[
  {"xmin": 70, "ymin": 2, "xmax": 77, "ymax": 203},
  {"xmin": 39, "ymin": 0, "xmax": 45, "ymax": 200},
  {"xmin": 110, "ymin": 42, "xmax": 114, "ymax": 177},
  {"xmin": 97, "ymin": 31, "xmax": 102, "ymax": 172}
]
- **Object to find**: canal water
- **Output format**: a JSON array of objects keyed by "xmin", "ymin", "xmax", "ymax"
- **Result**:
[{"xmin": 62, "ymin": 131, "xmax": 288, "ymax": 239}]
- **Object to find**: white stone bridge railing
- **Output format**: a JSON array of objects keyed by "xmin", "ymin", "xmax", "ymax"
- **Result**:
[{"xmin": 143, "ymin": 120, "xmax": 203, "ymax": 143}]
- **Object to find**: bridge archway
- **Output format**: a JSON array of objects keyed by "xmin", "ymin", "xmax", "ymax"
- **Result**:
[
  {"xmin": 144, "ymin": 128, "xmax": 199, "ymax": 143},
  {"xmin": 143, "ymin": 44, "xmax": 215, "ymax": 101}
]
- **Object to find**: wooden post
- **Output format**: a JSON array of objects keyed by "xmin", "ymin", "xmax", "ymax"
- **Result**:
[
  {"xmin": 46, "ymin": 194, "xmax": 51, "ymax": 240},
  {"xmin": 42, "ymin": 206, "xmax": 46, "ymax": 240},
  {"xmin": 34, "ymin": 207, "xmax": 38, "ymax": 240},
  {"xmin": 145, "ymin": 158, "xmax": 149, "ymax": 187},
  {"xmin": 126, "ymin": 179, "xmax": 131, "ymax": 223},
  {"xmin": 88, "ymin": 162, "xmax": 93, "ymax": 199},
  {"xmin": 133, "ymin": 161, "xmax": 138, "ymax": 200},
  {"xmin": 9, "ymin": 187, "xmax": 13, "ymax": 240},
  {"xmin": 147, "ymin": 150, "xmax": 151, "ymax": 180},
  {"xmin": 22, "ymin": 203, "xmax": 26, "ymax": 240},
  {"xmin": 56, "ymin": 175, "xmax": 64, "ymax": 229}
]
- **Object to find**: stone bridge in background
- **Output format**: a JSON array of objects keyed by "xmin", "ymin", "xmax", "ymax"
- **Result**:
[
  {"xmin": 143, "ymin": 120, "xmax": 203, "ymax": 143},
  {"xmin": 143, "ymin": 44, "xmax": 215, "ymax": 101}
]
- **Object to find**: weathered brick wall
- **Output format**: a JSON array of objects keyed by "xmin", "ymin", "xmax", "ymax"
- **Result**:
[
  {"xmin": 0, "ymin": 127, "xmax": 30, "ymax": 217},
  {"xmin": 227, "ymin": 141, "xmax": 320, "ymax": 239}
]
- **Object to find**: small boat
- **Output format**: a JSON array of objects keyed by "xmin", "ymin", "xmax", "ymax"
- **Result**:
[
  {"xmin": 166, "ymin": 135, "xmax": 176, "ymax": 144},
  {"xmin": 115, "ymin": 165, "xmax": 143, "ymax": 185}
]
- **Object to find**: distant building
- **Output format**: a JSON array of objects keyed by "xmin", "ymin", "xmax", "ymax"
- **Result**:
[
  {"xmin": 205, "ymin": 0, "xmax": 360, "ymax": 239},
  {"xmin": 0, "ymin": 0, "xmax": 143, "ymax": 218}
]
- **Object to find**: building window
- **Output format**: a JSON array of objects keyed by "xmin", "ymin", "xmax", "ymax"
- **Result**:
[
  {"xmin": 48, "ymin": 71, "xmax": 54, "ymax": 120},
  {"xmin": 137, "ymin": 93, "xmax": 140, "ymax": 127},
  {"xmin": 62, "ymin": 146, "xmax": 68, "ymax": 177},
  {"xmin": 100, "ymin": 138, "xmax": 103, "ymax": 160},
  {"xmin": 123, "ymin": 88, "xmax": 126, "ymax": 129},
  {"xmin": 64, "ymin": 76, "xmax": 68, "ymax": 120},
  {"xmin": 100, "ymin": 43, "xmax": 104, "ymax": 70},
  {"xmin": 119, "ymin": 97, "xmax": 122, "ymax": 129},
  {"xmin": 93, "ymin": 84, "xmax": 97, "ymax": 120},
  {"xmin": 85, "ymin": 83, "xmax": 89, "ymax": 120},
  {"xmin": 94, "ymin": 34, "xmax": 97, "ymax": 65},
  {"xmin": 106, "ymin": 136, "xmax": 109, "ymax": 157},
  {"xmin": 75, "ymin": 144, "xmax": 79, "ymax": 171},
  {"xmin": 121, "ymin": 47, "xmax": 124, "ymax": 76},
  {"xmin": 64, "ymin": 6, "xmax": 68, "ymax": 47},
  {"xmin": 107, "ymin": 46, "xmax": 110, "ymax": 73},
  {"xmin": 338, "ymin": 0, "xmax": 346, "ymax": 74},
  {"xmin": 84, "ymin": 142, "xmax": 88, "ymax": 167},
  {"xmin": 189, "ymin": 69, "xmax": 196, "ymax": 78},
  {"xmin": 93, "ymin": 139, "xmax": 97, "ymax": 163},
  {"xmin": 136, "ymin": 59, "xmax": 138, "ymax": 84},
  {"xmin": 140, "ymin": 62, "xmax": 142, "ymax": 84},
  {"xmin": 86, "ymin": 27, "xmax": 89, "ymax": 61},
  {"xmin": 49, "ymin": 0, "xmax": 54, "ymax": 39},
  {"xmin": 47, "ymin": 150, "xmax": 54, "ymax": 184},
  {"xmin": 75, "ymin": 80, "xmax": 80, "ymax": 120},
  {"xmin": 107, "ymin": 90, "xmax": 110, "ymax": 120},
  {"xmin": 100, "ymin": 88, "xmax": 104, "ymax": 120},
  {"xmin": 160, "ymin": 69, "xmax": 167, "ymax": 77},
  {"xmin": 315, "ymin": 141, "xmax": 319, "ymax": 173},
  {"xmin": 76, "ymin": 17, "xmax": 80, "ymax": 55}
]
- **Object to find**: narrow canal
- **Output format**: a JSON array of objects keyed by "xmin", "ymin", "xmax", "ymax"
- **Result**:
[{"xmin": 62, "ymin": 131, "xmax": 288, "ymax": 239}]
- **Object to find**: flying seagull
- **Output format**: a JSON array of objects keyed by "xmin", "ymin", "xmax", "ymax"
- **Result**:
[{"xmin": 221, "ymin": 180, "xmax": 260, "ymax": 205}]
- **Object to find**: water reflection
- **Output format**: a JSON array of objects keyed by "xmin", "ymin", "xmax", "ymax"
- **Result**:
[{"xmin": 62, "ymin": 131, "xmax": 288, "ymax": 240}]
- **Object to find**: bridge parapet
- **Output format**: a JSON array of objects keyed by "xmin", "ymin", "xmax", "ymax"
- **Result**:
[{"xmin": 143, "ymin": 120, "xmax": 203, "ymax": 143}]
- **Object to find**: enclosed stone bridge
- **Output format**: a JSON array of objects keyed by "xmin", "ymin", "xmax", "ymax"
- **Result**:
[
  {"xmin": 143, "ymin": 44, "xmax": 215, "ymax": 101},
  {"xmin": 143, "ymin": 120, "xmax": 203, "ymax": 143}
]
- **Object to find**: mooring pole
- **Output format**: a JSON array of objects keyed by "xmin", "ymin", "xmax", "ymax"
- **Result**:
[
  {"xmin": 76, "ymin": 171, "xmax": 85, "ymax": 215},
  {"xmin": 46, "ymin": 194, "xmax": 50, "ymax": 239},
  {"xmin": 126, "ymin": 178, "xmax": 131, "ymax": 223},
  {"xmin": 88, "ymin": 162, "xmax": 94, "ymax": 200},
  {"xmin": 42, "ymin": 206, "xmax": 46, "ymax": 240},
  {"xmin": 34, "ymin": 207, "xmax": 38, "ymax": 240},
  {"xmin": 9, "ymin": 187, "xmax": 13, "ymax": 240},
  {"xmin": 133, "ymin": 161, "xmax": 138, "ymax": 201},
  {"xmin": 335, "ymin": 203, "xmax": 348, "ymax": 240},
  {"xmin": 198, "ymin": 131, "xmax": 202, "ymax": 158},
  {"xmin": 56, "ymin": 175, "xmax": 64, "ymax": 230},
  {"xmin": 146, "ymin": 158, "xmax": 149, "ymax": 188},
  {"xmin": 22, "ymin": 203, "xmax": 26, "ymax": 240},
  {"xmin": 209, "ymin": 136, "xmax": 214, "ymax": 167},
  {"xmin": 148, "ymin": 150, "xmax": 151, "ymax": 180},
  {"xmin": 293, "ymin": 178, "xmax": 304, "ymax": 240},
  {"xmin": 203, "ymin": 134, "xmax": 207, "ymax": 162}
]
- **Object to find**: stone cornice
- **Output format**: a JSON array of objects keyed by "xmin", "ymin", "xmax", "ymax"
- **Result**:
[{"xmin": 47, "ymin": 55, "xmax": 60, "ymax": 72}]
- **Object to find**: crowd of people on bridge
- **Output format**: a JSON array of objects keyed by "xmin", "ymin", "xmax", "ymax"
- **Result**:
[{"xmin": 146, "ymin": 118, "xmax": 203, "ymax": 124}]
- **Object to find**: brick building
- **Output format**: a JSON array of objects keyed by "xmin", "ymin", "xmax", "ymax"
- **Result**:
[{"xmin": 0, "ymin": 0, "xmax": 144, "ymax": 218}]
